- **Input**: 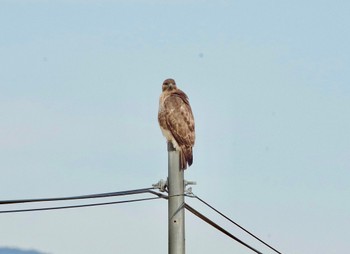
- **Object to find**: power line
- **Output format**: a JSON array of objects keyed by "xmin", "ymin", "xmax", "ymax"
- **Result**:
[
  {"xmin": 0, "ymin": 196, "xmax": 162, "ymax": 214},
  {"xmin": 192, "ymin": 195, "xmax": 283, "ymax": 254},
  {"xmin": 0, "ymin": 184, "xmax": 283, "ymax": 254},
  {"xmin": 185, "ymin": 203, "xmax": 263, "ymax": 254},
  {"xmin": 0, "ymin": 187, "xmax": 164, "ymax": 214},
  {"xmin": 0, "ymin": 187, "xmax": 154, "ymax": 205},
  {"xmin": 154, "ymin": 186, "xmax": 279, "ymax": 254}
]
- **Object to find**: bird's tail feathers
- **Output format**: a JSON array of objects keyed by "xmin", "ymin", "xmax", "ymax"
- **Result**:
[
  {"xmin": 180, "ymin": 151, "xmax": 187, "ymax": 170},
  {"xmin": 187, "ymin": 148, "xmax": 193, "ymax": 166},
  {"xmin": 179, "ymin": 147, "xmax": 193, "ymax": 170}
]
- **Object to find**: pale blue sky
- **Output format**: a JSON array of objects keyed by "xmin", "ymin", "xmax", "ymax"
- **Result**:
[{"xmin": 0, "ymin": 1, "xmax": 349, "ymax": 254}]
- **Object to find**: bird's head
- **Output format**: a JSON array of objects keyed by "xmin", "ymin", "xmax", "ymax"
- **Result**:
[{"xmin": 162, "ymin": 78, "xmax": 177, "ymax": 92}]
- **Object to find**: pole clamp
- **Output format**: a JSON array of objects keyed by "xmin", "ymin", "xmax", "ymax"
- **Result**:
[
  {"xmin": 152, "ymin": 179, "xmax": 168, "ymax": 192},
  {"xmin": 184, "ymin": 180, "xmax": 197, "ymax": 196}
]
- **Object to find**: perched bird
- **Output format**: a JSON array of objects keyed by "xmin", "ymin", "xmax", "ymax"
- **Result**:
[{"xmin": 158, "ymin": 78, "xmax": 195, "ymax": 170}]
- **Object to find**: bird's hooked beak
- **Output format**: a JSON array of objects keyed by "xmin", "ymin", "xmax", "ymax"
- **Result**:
[{"xmin": 168, "ymin": 83, "xmax": 174, "ymax": 89}]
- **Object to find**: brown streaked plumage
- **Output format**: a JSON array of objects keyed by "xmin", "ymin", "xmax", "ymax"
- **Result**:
[{"xmin": 158, "ymin": 78, "xmax": 195, "ymax": 170}]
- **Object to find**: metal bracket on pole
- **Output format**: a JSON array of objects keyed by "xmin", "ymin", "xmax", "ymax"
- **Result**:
[
  {"xmin": 184, "ymin": 180, "xmax": 196, "ymax": 186},
  {"xmin": 184, "ymin": 180, "xmax": 196, "ymax": 196},
  {"xmin": 152, "ymin": 179, "xmax": 168, "ymax": 192},
  {"xmin": 152, "ymin": 179, "xmax": 196, "ymax": 195}
]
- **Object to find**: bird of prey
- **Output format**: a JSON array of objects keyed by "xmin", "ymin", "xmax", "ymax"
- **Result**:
[{"xmin": 158, "ymin": 78, "xmax": 195, "ymax": 170}]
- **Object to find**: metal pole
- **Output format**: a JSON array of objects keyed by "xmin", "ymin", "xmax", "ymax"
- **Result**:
[{"xmin": 168, "ymin": 142, "xmax": 185, "ymax": 254}]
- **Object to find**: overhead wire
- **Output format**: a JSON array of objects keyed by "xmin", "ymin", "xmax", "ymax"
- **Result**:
[
  {"xmin": 0, "ymin": 187, "xmax": 165, "ymax": 214},
  {"xmin": 190, "ymin": 194, "xmax": 283, "ymax": 254},
  {"xmin": 148, "ymin": 190, "xmax": 266, "ymax": 254},
  {"xmin": 0, "ymin": 196, "xmax": 162, "ymax": 214},
  {"xmin": 154, "ymin": 188, "xmax": 277, "ymax": 254},
  {"xmin": 0, "ymin": 185, "xmax": 282, "ymax": 254},
  {"xmin": 0, "ymin": 187, "xmax": 155, "ymax": 205},
  {"xmin": 185, "ymin": 203, "xmax": 263, "ymax": 254}
]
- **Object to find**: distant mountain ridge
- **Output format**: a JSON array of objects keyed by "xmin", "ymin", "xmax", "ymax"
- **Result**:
[{"xmin": 0, "ymin": 247, "xmax": 47, "ymax": 254}]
